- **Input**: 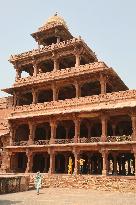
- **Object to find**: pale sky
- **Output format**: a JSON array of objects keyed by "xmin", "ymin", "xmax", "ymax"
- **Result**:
[{"xmin": 0, "ymin": 0, "xmax": 136, "ymax": 97}]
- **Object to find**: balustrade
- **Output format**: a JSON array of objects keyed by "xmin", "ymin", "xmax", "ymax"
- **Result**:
[
  {"xmin": 13, "ymin": 141, "xmax": 28, "ymax": 146},
  {"xmin": 34, "ymin": 140, "xmax": 50, "ymax": 145},
  {"xmin": 79, "ymin": 137, "xmax": 100, "ymax": 143},
  {"xmin": 107, "ymin": 136, "xmax": 132, "ymax": 142},
  {"xmin": 54, "ymin": 138, "xmax": 74, "ymax": 144}
]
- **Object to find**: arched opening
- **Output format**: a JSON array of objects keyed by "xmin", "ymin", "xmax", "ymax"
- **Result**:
[
  {"xmin": 107, "ymin": 123, "xmax": 113, "ymax": 136},
  {"xmin": 15, "ymin": 124, "xmax": 29, "ymax": 142},
  {"xmin": 35, "ymin": 123, "xmax": 51, "ymax": 141},
  {"xmin": 91, "ymin": 122, "xmax": 101, "ymax": 137},
  {"xmin": 55, "ymin": 153, "xmax": 65, "ymax": 173},
  {"xmin": 90, "ymin": 152, "xmax": 102, "ymax": 175},
  {"xmin": 38, "ymin": 59, "xmax": 54, "ymax": 73},
  {"xmin": 68, "ymin": 123, "xmax": 75, "ymax": 139},
  {"xmin": 20, "ymin": 64, "xmax": 34, "ymax": 78},
  {"xmin": 56, "ymin": 124, "xmax": 66, "ymax": 139},
  {"xmin": 80, "ymin": 121, "xmax": 88, "ymax": 137},
  {"xmin": 11, "ymin": 152, "xmax": 27, "ymax": 173},
  {"xmin": 38, "ymin": 89, "xmax": 53, "ymax": 103},
  {"xmin": 115, "ymin": 121, "xmax": 132, "ymax": 136},
  {"xmin": 59, "ymin": 55, "xmax": 75, "ymax": 70},
  {"xmin": 18, "ymin": 92, "xmax": 33, "ymax": 106},
  {"xmin": 81, "ymin": 81, "xmax": 101, "ymax": 97},
  {"xmin": 58, "ymin": 85, "xmax": 76, "ymax": 100},
  {"xmin": 33, "ymin": 152, "xmax": 49, "ymax": 173}
]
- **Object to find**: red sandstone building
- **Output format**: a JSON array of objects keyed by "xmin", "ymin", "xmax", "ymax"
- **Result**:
[{"xmin": 0, "ymin": 14, "xmax": 136, "ymax": 176}]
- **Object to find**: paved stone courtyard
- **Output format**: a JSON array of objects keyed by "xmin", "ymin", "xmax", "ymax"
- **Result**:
[{"xmin": 0, "ymin": 188, "xmax": 136, "ymax": 205}]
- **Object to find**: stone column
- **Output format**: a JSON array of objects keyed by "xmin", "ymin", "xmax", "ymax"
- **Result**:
[
  {"xmin": 131, "ymin": 115, "xmax": 136, "ymax": 141},
  {"xmin": 57, "ymin": 36, "xmax": 60, "ymax": 43},
  {"xmin": 48, "ymin": 149, "xmax": 55, "ymax": 174},
  {"xmin": 101, "ymin": 150, "xmax": 108, "ymax": 176},
  {"xmin": 113, "ymin": 153, "xmax": 118, "ymax": 175},
  {"xmin": 32, "ymin": 89, "xmax": 37, "ymax": 104},
  {"xmin": 26, "ymin": 150, "xmax": 33, "ymax": 173},
  {"xmin": 52, "ymin": 83, "xmax": 58, "ymax": 101},
  {"xmin": 53, "ymin": 58, "xmax": 59, "ymax": 71},
  {"xmin": 100, "ymin": 75, "xmax": 106, "ymax": 94},
  {"xmin": 28, "ymin": 122, "xmax": 35, "ymax": 145},
  {"xmin": 101, "ymin": 114, "xmax": 107, "ymax": 142},
  {"xmin": 65, "ymin": 154, "xmax": 69, "ymax": 173},
  {"xmin": 75, "ymin": 82, "xmax": 81, "ymax": 98},
  {"xmin": 74, "ymin": 119, "xmax": 80, "ymax": 143},
  {"xmin": 50, "ymin": 121, "xmax": 57, "ymax": 144},
  {"xmin": 75, "ymin": 54, "xmax": 80, "ymax": 67},
  {"xmin": 33, "ymin": 63, "xmax": 39, "ymax": 77},
  {"xmin": 9, "ymin": 124, "xmax": 14, "ymax": 146},
  {"xmin": 73, "ymin": 149, "xmax": 79, "ymax": 174}
]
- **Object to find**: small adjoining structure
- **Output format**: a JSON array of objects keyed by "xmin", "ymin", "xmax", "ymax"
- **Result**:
[{"xmin": 0, "ymin": 13, "xmax": 136, "ymax": 179}]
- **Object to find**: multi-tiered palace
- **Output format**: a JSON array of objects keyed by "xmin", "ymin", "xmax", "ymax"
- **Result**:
[{"xmin": 0, "ymin": 13, "xmax": 136, "ymax": 176}]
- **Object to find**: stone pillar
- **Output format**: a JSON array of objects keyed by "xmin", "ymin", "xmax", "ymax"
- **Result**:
[
  {"xmin": 26, "ymin": 151, "xmax": 33, "ymax": 173},
  {"xmin": 75, "ymin": 82, "xmax": 81, "ymax": 98},
  {"xmin": 113, "ymin": 153, "xmax": 118, "ymax": 175},
  {"xmin": 73, "ymin": 149, "xmax": 79, "ymax": 174},
  {"xmin": 57, "ymin": 36, "xmax": 60, "ymax": 43},
  {"xmin": 101, "ymin": 114, "xmax": 107, "ymax": 142},
  {"xmin": 48, "ymin": 149, "xmax": 55, "ymax": 174},
  {"xmin": 74, "ymin": 119, "xmax": 80, "ymax": 143},
  {"xmin": 53, "ymin": 58, "xmax": 59, "ymax": 71},
  {"xmin": 100, "ymin": 75, "xmax": 106, "ymax": 94},
  {"xmin": 28, "ymin": 122, "xmax": 34, "ymax": 145},
  {"xmin": 33, "ymin": 62, "xmax": 39, "ymax": 77},
  {"xmin": 101, "ymin": 150, "xmax": 108, "ymax": 176},
  {"xmin": 52, "ymin": 84, "xmax": 58, "ymax": 101},
  {"xmin": 131, "ymin": 115, "xmax": 136, "ymax": 141},
  {"xmin": 32, "ymin": 89, "xmax": 37, "ymax": 104},
  {"xmin": 65, "ymin": 154, "xmax": 69, "ymax": 173},
  {"xmin": 50, "ymin": 121, "xmax": 57, "ymax": 144},
  {"xmin": 75, "ymin": 54, "xmax": 80, "ymax": 67},
  {"xmin": 9, "ymin": 124, "xmax": 14, "ymax": 146}
]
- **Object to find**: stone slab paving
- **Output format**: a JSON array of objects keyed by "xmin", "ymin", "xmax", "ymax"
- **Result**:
[{"xmin": 0, "ymin": 188, "xmax": 136, "ymax": 205}]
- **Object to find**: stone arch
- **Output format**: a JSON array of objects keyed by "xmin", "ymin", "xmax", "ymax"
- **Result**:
[
  {"xmin": 35, "ymin": 122, "xmax": 51, "ymax": 141},
  {"xmin": 81, "ymin": 81, "xmax": 101, "ymax": 97},
  {"xmin": 58, "ymin": 84, "xmax": 76, "ymax": 100},
  {"xmin": 37, "ymin": 89, "xmax": 53, "ymax": 103},
  {"xmin": 15, "ymin": 124, "xmax": 29, "ymax": 142}
]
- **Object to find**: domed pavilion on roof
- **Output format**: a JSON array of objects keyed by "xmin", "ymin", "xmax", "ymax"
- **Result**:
[{"xmin": 0, "ymin": 13, "xmax": 136, "ymax": 182}]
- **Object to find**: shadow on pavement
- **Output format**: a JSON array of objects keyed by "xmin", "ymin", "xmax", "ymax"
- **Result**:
[{"xmin": 0, "ymin": 200, "xmax": 21, "ymax": 205}]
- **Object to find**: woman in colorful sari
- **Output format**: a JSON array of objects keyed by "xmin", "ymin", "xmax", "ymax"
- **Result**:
[{"xmin": 35, "ymin": 171, "xmax": 42, "ymax": 195}]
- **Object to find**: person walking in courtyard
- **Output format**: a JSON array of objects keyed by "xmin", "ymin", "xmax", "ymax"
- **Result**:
[
  {"xmin": 35, "ymin": 171, "xmax": 42, "ymax": 195},
  {"xmin": 78, "ymin": 158, "xmax": 85, "ymax": 174}
]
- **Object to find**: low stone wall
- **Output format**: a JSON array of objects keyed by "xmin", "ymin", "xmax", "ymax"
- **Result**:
[
  {"xmin": 0, "ymin": 175, "xmax": 29, "ymax": 194},
  {"xmin": 29, "ymin": 174, "xmax": 136, "ymax": 193}
]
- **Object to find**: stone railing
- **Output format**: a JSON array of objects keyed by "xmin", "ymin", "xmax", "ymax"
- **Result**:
[
  {"xmin": 10, "ymin": 89, "xmax": 136, "ymax": 119},
  {"xmin": 54, "ymin": 138, "xmax": 74, "ymax": 144},
  {"xmin": 10, "ymin": 38, "xmax": 82, "ymax": 63},
  {"xmin": 79, "ymin": 137, "xmax": 100, "ymax": 143},
  {"xmin": 34, "ymin": 140, "xmax": 50, "ymax": 145},
  {"xmin": 14, "ymin": 62, "xmax": 106, "ymax": 87},
  {"xmin": 13, "ymin": 141, "xmax": 28, "ymax": 146},
  {"xmin": 107, "ymin": 136, "xmax": 132, "ymax": 142}
]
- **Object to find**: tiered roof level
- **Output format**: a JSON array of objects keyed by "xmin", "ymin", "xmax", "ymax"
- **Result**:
[{"xmin": 1, "ymin": 13, "xmax": 136, "ymax": 176}]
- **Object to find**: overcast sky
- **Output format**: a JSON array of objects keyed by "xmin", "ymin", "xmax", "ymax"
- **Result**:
[{"xmin": 0, "ymin": 0, "xmax": 136, "ymax": 97}]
